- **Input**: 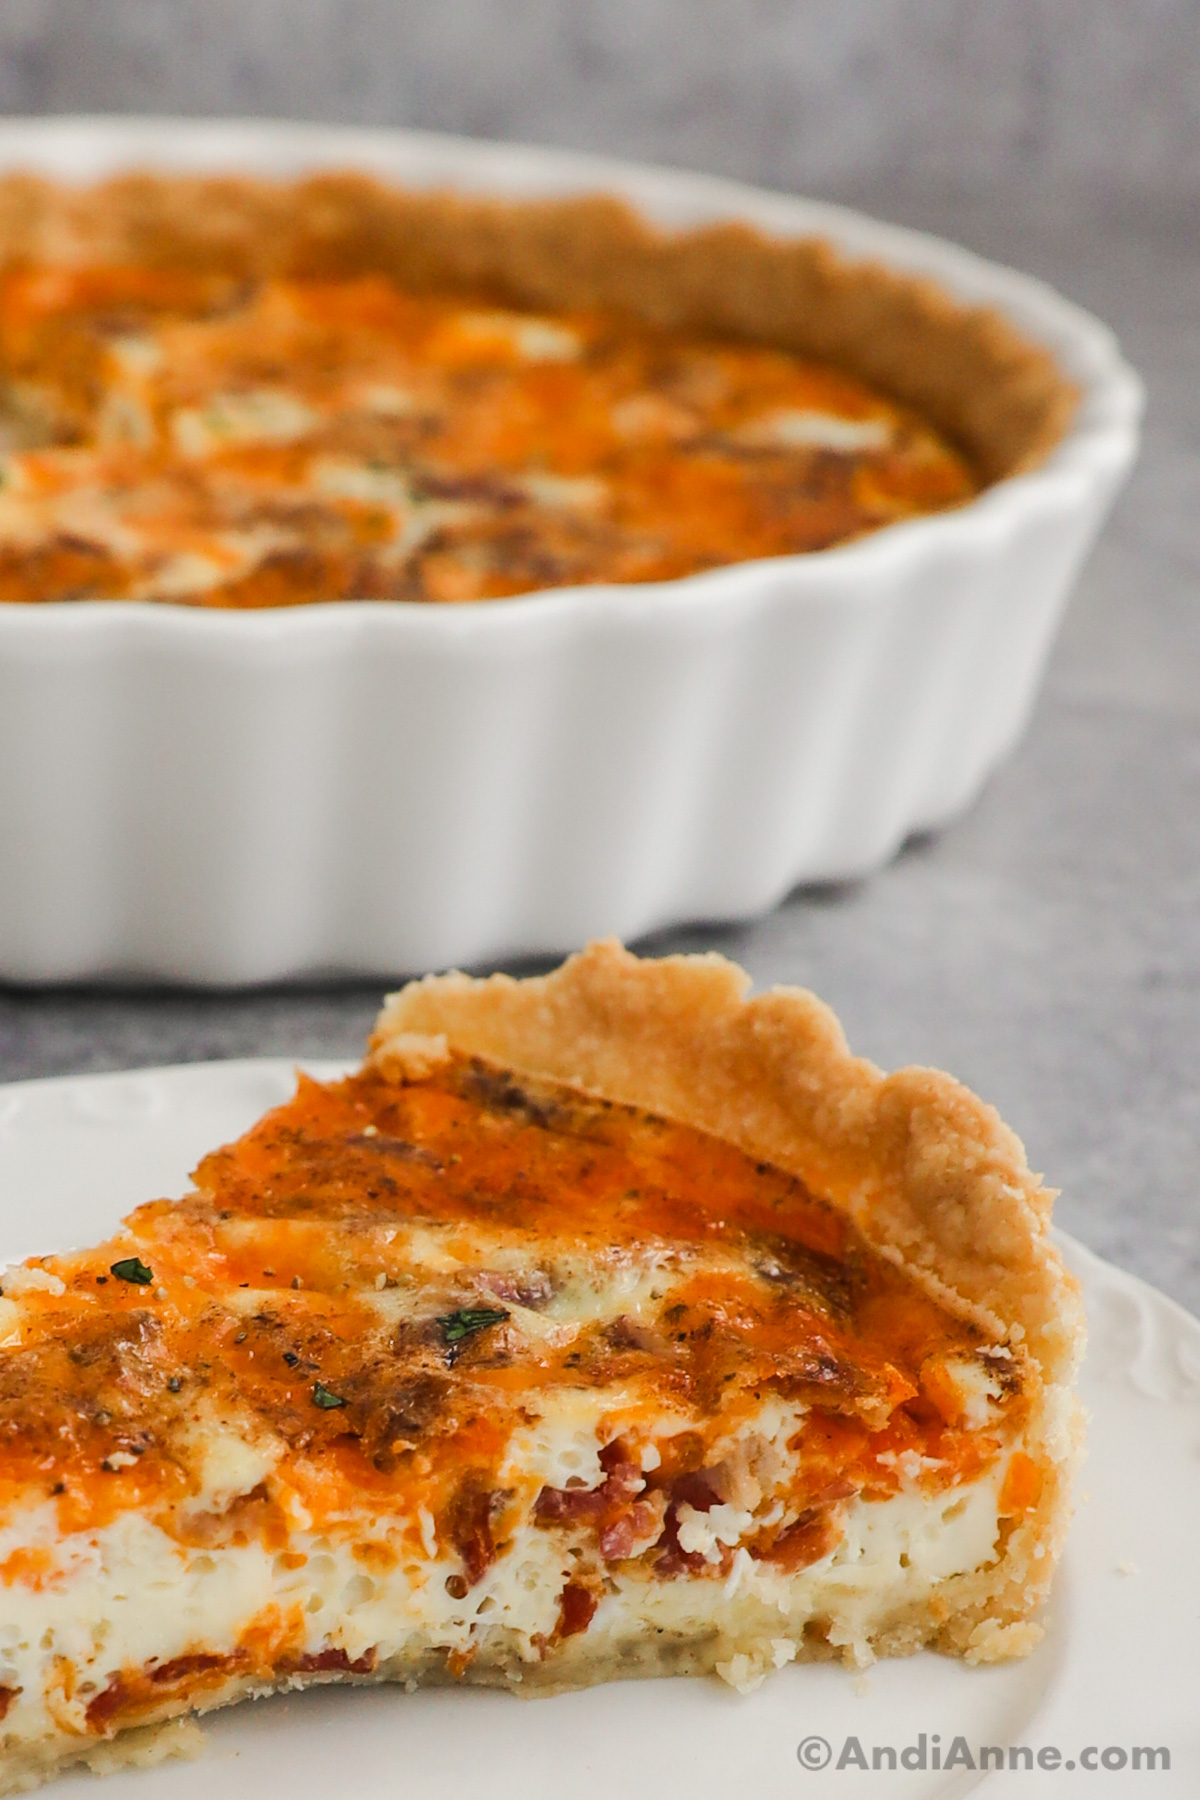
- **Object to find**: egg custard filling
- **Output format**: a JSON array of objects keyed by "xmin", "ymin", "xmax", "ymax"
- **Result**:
[
  {"xmin": 0, "ymin": 944, "xmax": 1082, "ymax": 1791},
  {"xmin": 0, "ymin": 265, "xmax": 976, "ymax": 606}
]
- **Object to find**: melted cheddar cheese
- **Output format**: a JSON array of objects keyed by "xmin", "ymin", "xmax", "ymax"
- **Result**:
[{"xmin": 0, "ymin": 268, "xmax": 976, "ymax": 606}]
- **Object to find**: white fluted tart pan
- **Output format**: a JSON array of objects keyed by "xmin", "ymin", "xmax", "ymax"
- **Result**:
[{"xmin": 0, "ymin": 118, "xmax": 1140, "ymax": 982}]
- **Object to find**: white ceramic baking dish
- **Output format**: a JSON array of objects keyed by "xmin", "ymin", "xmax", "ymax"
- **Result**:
[{"xmin": 0, "ymin": 118, "xmax": 1140, "ymax": 984}]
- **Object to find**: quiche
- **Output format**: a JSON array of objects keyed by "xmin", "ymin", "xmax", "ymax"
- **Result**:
[
  {"xmin": 0, "ymin": 942, "xmax": 1084, "ymax": 1791},
  {"xmin": 0, "ymin": 171, "xmax": 1075, "ymax": 607}
]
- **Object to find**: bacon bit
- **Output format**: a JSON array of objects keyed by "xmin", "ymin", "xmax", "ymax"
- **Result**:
[
  {"xmin": 598, "ymin": 1497, "xmax": 665, "ymax": 1561},
  {"xmin": 555, "ymin": 1581, "xmax": 598, "ymax": 1640},
  {"xmin": 998, "ymin": 1452, "xmax": 1043, "ymax": 1516},
  {"xmin": 653, "ymin": 1501, "xmax": 710, "ymax": 1577},
  {"xmin": 148, "ymin": 1652, "xmax": 229, "ymax": 1687},
  {"xmin": 535, "ymin": 1483, "xmax": 607, "ymax": 1525},
  {"xmin": 478, "ymin": 1268, "xmax": 553, "ymax": 1309},
  {"xmin": 651, "ymin": 1469, "xmax": 730, "ymax": 1576},
  {"xmin": 86, "ymin": 1651, "xmax": 244, "ymax": 1731},
  {"xmin": 758, "ymin": 1507, "xmax": 844, "ymax": 1572},
  {"xmin": 0, "ymin": 1686, "xmax": 20, "ymax": 1722},
  {"xmin": 599, "ymin": 1517, "xmax": 632, "ymax": 1560},
  {"xmin": 279, "ymin": 1647, "xmax": 377, "ymax": 1675},
  {"xmin": 535, "ymin": 1453, "xmax": 643, "ymax": 1524},
  {"xmin": 610, "ymin": 1460, "xmax": 653, "ymax": 1500},
  {"xmin": 669, "ymin": 1469, "xmax": 720, "ymax": 1513},
  {"xmin": 536, "ymin": 1484, "xmax": 593, "ymax": 1524},
  {"xmin": 602, "ymin": 1314, "xmax": 670, "ymax": 1355},
  {"xmin": 536, "ymin": 1442, "xmax": 671, "ymax": 1565},
  {"xmin": 541, "ymin": 1447, "xmax": 740, "ymax": 1569},
  {"xmin": 445, "ymin": 1478, "xmax": 507, "ymax": 1586}
]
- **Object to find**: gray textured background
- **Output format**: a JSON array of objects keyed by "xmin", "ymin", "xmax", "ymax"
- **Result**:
[
  {"xmin": 0, "ymin": 9, "xmax": 1198, "ymax": 1315},
  {"xmin": 0, "ymin": 0, "xmax": 1198, "ymax": 201}
]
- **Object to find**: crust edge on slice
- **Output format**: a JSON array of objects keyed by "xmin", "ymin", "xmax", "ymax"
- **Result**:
[{"xmin": 374, "ymin": 937, "xmax": 1086, "ymax": 1665}]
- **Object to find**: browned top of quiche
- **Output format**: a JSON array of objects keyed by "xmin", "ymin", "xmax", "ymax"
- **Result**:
[{"xmin": 0, "ymin": 173, "xmax": 1075, "ymax": 608}]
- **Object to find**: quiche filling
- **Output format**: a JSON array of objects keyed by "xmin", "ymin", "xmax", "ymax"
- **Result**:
[
  {"xmin": 0, "ymin": 1034, "xmax": 1047, "ymax": 1784},
  {"xmin": 0, "ymin": 266, "xmax": 976, "ymax": 605}
]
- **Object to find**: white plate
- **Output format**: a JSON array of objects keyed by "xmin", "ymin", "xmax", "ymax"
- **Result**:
[{"xmin": 0, "ymin": 1060, "xmax": 1194, "ymax": 1797}]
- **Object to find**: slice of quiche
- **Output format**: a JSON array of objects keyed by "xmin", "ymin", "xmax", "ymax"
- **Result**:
[{"xmin": 0, "ymin": 942, "xmax": 1083, "ymax": 1792}]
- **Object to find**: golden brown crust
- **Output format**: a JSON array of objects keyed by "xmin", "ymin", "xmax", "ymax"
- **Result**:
[
  {"xmin": 0, "ymin": 170, "xmax": 1074, "ymax": 483},
  {"xmin": 375, "ymin": 938, "xmax": 1085, "ymax": 1660}
]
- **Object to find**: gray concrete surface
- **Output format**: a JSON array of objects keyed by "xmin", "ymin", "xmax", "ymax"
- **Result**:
[
  {"xmin": 0, "ymin": 182, "xmax": 1196, "ymax": 1319},
  {"xmin": 1, "ymin": 1, "xmax": 1199, "ymax": 203}
]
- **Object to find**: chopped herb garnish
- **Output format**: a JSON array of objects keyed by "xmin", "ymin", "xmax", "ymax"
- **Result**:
[
  {"xmin": 311, "ymin": 1382, "xmax": 347, "ymax": 1410},
  {"xmin": 436, "ymin": 1307, "xmax": 509, "ymax": 1351},
  {"xmin": 110, "ymin": 1256, "xmax": 153, "ymax": 1286}
]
